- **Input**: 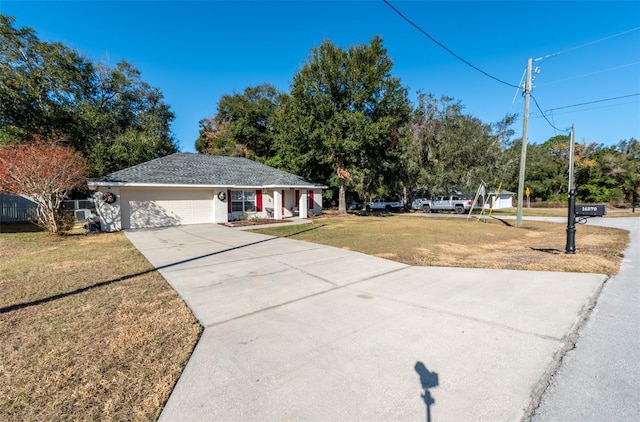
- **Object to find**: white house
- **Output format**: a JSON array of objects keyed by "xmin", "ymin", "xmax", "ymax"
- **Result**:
[
  {"xmin": 87, "ymin": 153, "xmax": 327, "ymax": 232},
  {"xmin": 483, "ymin": 189, "xmax": 515, "ymax": 210}
]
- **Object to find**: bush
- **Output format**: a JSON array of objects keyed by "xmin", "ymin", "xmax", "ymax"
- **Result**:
[{"xmin": 54, "ymin": 210, "xmax": 77, "ymax": 234}]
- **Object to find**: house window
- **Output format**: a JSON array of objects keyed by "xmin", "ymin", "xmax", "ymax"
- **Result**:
[{"xmin": 231, "ymin": 190, "xmax": 255, "ymax": 212}]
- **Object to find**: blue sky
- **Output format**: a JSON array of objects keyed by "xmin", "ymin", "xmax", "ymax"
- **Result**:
[{"xmin": 2, "ymin": 1, "xmax": 639, "ymax": 152}]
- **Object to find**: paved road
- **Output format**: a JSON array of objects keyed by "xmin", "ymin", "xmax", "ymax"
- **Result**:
[
  {"xmin": 532, "ymin": 216, "xmax": 640, "ymax": 421},
  {"xmin": 123, "ymin": 217, "xmax": 623, "ymax": 422}
]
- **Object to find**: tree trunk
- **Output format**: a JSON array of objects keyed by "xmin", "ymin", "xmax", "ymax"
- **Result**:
[
  {"xmin": 336, "ymin": 162, "xmax": 350, "ymax": 215},
  {"xmin": 338, "ymin": 176, "xmax": 347, "ymax": 215},
  {"xmin": 403, "ymin": 184, "xmax": 410, "ymax": 211}
]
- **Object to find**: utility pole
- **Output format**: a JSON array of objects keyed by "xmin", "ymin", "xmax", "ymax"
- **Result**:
[
  {"xmin": 568, "ymin": 123, "xmax": 575, "ymax": 192},
  {"xmin": 516, "ymin": 58, "xmax": 532, "ymax": 228}
]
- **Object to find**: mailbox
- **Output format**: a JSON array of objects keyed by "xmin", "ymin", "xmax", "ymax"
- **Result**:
[{"xmin": 575, "ymin": 204, "xmax": 606, "ymax": 217}]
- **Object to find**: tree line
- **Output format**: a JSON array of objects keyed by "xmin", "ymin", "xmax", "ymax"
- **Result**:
[
  {"xmin": 1, "ymin": 16, "xmax": 638, "ymax": 233},
  {"xmin": 195, "ymin": 37, "xmax": 639, "ymax": 210}
]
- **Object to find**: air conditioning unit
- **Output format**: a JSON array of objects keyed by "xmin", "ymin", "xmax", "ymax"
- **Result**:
[{"xmin": 74, "ymin": 209, "xmax": 93, "ymax": 222}]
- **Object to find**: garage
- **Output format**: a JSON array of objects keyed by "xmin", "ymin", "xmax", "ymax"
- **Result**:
[{"xmin": 120, "ymin": 188, "xmax": 214, "ymax": 229}]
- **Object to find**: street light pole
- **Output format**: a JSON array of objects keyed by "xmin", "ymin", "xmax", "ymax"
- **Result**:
[
  {"xmin": 568, "ymin": 123, "xmax": 575, "ymax": 192},
  {"xmin": 516, "ymin": 58, "xmax": 532, "ymax": 228}
]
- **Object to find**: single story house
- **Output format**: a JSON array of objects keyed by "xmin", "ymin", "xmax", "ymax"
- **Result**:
[
  {"xmin": 87, "ymin": 153, "xmax": 327, "ymax": 232},
  {"xmin": 483, "ymin": 189, "xmax": 515, "ymax": 210}
]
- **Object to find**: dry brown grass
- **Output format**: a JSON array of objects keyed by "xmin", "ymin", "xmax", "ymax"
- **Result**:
[
  {"xmin": 253, "ymin": 214, "xmax": 629, "ymax": 274},
  {"xmin": 0, "ymin": 231, "xmax": 201, "ymax": 421}
]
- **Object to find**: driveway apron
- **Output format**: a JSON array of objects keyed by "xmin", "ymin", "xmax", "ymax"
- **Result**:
[{"xmin": 125, "ymin": 223, "xmax": 607, "ymax": 422}]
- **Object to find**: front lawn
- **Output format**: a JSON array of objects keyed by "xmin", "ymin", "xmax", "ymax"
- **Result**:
[
  {"xmin": 253, "ymin": 215, "xmax": 629, "ymax": 274},
  {"xmin": 0, "ymin": 229, "xmax": 201, "ymax": 421}
]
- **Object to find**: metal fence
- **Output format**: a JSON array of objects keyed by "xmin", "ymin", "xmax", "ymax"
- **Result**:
[
  {"xmin": 0, "ymin": 193, "xmax": 37, "ymax": 223},
  {"xmin": 0, "ymin": 196, "xmax": 97, "ymax": 223}
]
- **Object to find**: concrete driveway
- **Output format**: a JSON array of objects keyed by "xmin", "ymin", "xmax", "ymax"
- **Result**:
[{"xmin": 125, "ymin": 223, "xmax": 606, "ymax": 421}]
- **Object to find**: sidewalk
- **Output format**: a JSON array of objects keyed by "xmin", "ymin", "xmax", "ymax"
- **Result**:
[{"xmin": 124, "ymin": 222, "xmax": 611, "ymax": 421}]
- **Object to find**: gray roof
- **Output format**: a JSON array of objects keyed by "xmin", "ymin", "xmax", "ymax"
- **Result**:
[
  {"xmin": 89, "ymin": 153, "xmax": 326, "ymax": 188},
  {"xmin": 488, "ymin": 189, "xmax": 515, "ymax": 195}
]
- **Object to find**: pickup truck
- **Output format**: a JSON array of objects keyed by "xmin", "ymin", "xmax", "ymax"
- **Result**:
[
  {"xmin": 422, "ymin": 194, "xmax": 473, "ymax": 214},
  {"xmin": 366, "ymin": 197, "xmax": 404, "ymax": 212}
]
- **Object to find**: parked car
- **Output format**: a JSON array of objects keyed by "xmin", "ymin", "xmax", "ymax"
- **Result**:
[
  {"xmin": 366, "ymin": 197, "xmax": 404, "ymax": 212},
  {"xmin": 423, "ymin": 194, "xmax": 474, "ymax": 214},
  {"xmin": 409, "ymin": 188, "xmax": 431, "ymax": 211},
  {"xmin": 347, "ymin": 200, "xmax": 363, "ymax": 211}
]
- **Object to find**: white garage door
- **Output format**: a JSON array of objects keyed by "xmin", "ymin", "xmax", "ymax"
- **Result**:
[{"xmin": 120, "ymin": 188, "xmax": 214, "ymax": 229}]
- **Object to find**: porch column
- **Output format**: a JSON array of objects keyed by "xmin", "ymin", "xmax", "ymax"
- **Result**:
[
  {"xmin": 273, "ymin": 189, "xmax": 283, "ymax": 220},
  {"xmin": 299, "ymin": 190, "xmax": 308, "ymax": 219}
]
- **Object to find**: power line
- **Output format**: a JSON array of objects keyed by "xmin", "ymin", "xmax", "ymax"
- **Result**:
[
  {"xmin": 545, "ymin": 93, "xmax": 640, "ymax": 112},
  {"xmin": 530, "ymin": 94, "xmax": 570, "ymax": 133},
  {"xmin": 538, "ymin": 61, "xmax": 640, "ymax": 87},
  {"xmin": 543, "ymin": 100, "xmax": 640, "ymax": 117},
  {"xmin": 382, "ymin": 0, "xmax": 520, "ymax": 89},
  {"xmin": 535, "ymin": 27, "xmax": 640, "ymax": 61}
]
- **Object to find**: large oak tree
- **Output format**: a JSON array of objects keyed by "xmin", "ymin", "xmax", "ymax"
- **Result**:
[{"xmin": 275, "ymin": 36, "xmax": 411, "ymax": 213}]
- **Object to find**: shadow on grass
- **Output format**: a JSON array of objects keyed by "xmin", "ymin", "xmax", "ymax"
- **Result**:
[
  {"xmin": 0, "ymin": 223, "xmax": 44, "ymax": 233},
  {"xmin": 530, "ymin": 247, "xmax": 563, "ymax": 254},
  {"xmin": 1, "ymin": 236, "xmax": 278, "ymax": 314},
  {"xmin": 488, "ymin": 216, "xmax": 514, "ymax": 227},
  {"xmin": 352, "ymin": 210, "xmax": 397, "ymax": 217},
  {"xmin": 281, "ymin": 223, "xmax": 327, "ymax": 237}
]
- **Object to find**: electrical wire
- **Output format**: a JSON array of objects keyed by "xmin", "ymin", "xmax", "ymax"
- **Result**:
[
  {"xmin": 535, "ymin": 27, "xmax": 640, "ymax": 61},
  {"xmin": 546, "ymin": 100, "xmax": 639, "ymax": 116},
  {"xmin": 511, "ymin": 68, "xmax": 527, "ymax": 106},
  {"xmin": 545, "ymin": 93, "xmax": 640, "ymax": 112},
  {"xmin": 530, "ymin": 94, "xmax": 570, "ymax": 133},
  {"xmin": 382, "ymin": 0, "xmax": 520, "ymax": 89},
  {"xmin": 538, "ymin": 61, "xmax": 640, "ymax": 87}
]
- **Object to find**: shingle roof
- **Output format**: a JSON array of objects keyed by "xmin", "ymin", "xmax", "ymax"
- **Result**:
[{"xmin": 89, "ymin": 153, "xmax": 326, "ymax": 188}]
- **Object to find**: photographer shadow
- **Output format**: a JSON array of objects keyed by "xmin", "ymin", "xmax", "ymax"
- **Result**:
[{"xmin": 415, "ymin": 361, "xmax": 439, "ymax": 422}]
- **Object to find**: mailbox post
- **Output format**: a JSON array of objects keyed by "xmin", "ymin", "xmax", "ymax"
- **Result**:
[
  {"xmin": 566, "ymin": 192, "xmax": 607, "ymax": 254},
  {"xmin": 565, "ymin": 190, "xmax": 576, "ymax": 254}
]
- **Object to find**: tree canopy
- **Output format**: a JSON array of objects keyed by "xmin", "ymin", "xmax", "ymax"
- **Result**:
[
  {"xmin": 399, "ymin": 93, "xmax": 516, "ymax": 197},
  {"xmin": 274, "ymin": 36, "xmax": 411, "ymax": 213},
  {"xmin": 195, "ymin": 84, "xmax": 280, "ymax": 162},
  {"xmin": 0, "ymin": 15, "xmax": 177, "ymax": 176}
]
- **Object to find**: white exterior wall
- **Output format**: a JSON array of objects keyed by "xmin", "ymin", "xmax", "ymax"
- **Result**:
[
  {"xmin": 213, "ymin": 189, "xmax": 228, "ymax": 223},
  {"xmin": 262, "ymin": 190, "xmax": 276, "ymax": 218},
  {"xmin": 282, "ymin": 190, "xmax": 295, "ymax": 217},
  {"xmin": 310, "ymin": 189, "xmax": 322, "ymax": 216},
  {"xmin": 95, "ymin": 188, "xmax": 122, "ymax": 232},
  {"xmin": 496, "ymin": 194, "xmax": 514, "ymax": 209},
  {"xmin": 483, "ymin": 193, "xmax": 514, "ymax": 210}
]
